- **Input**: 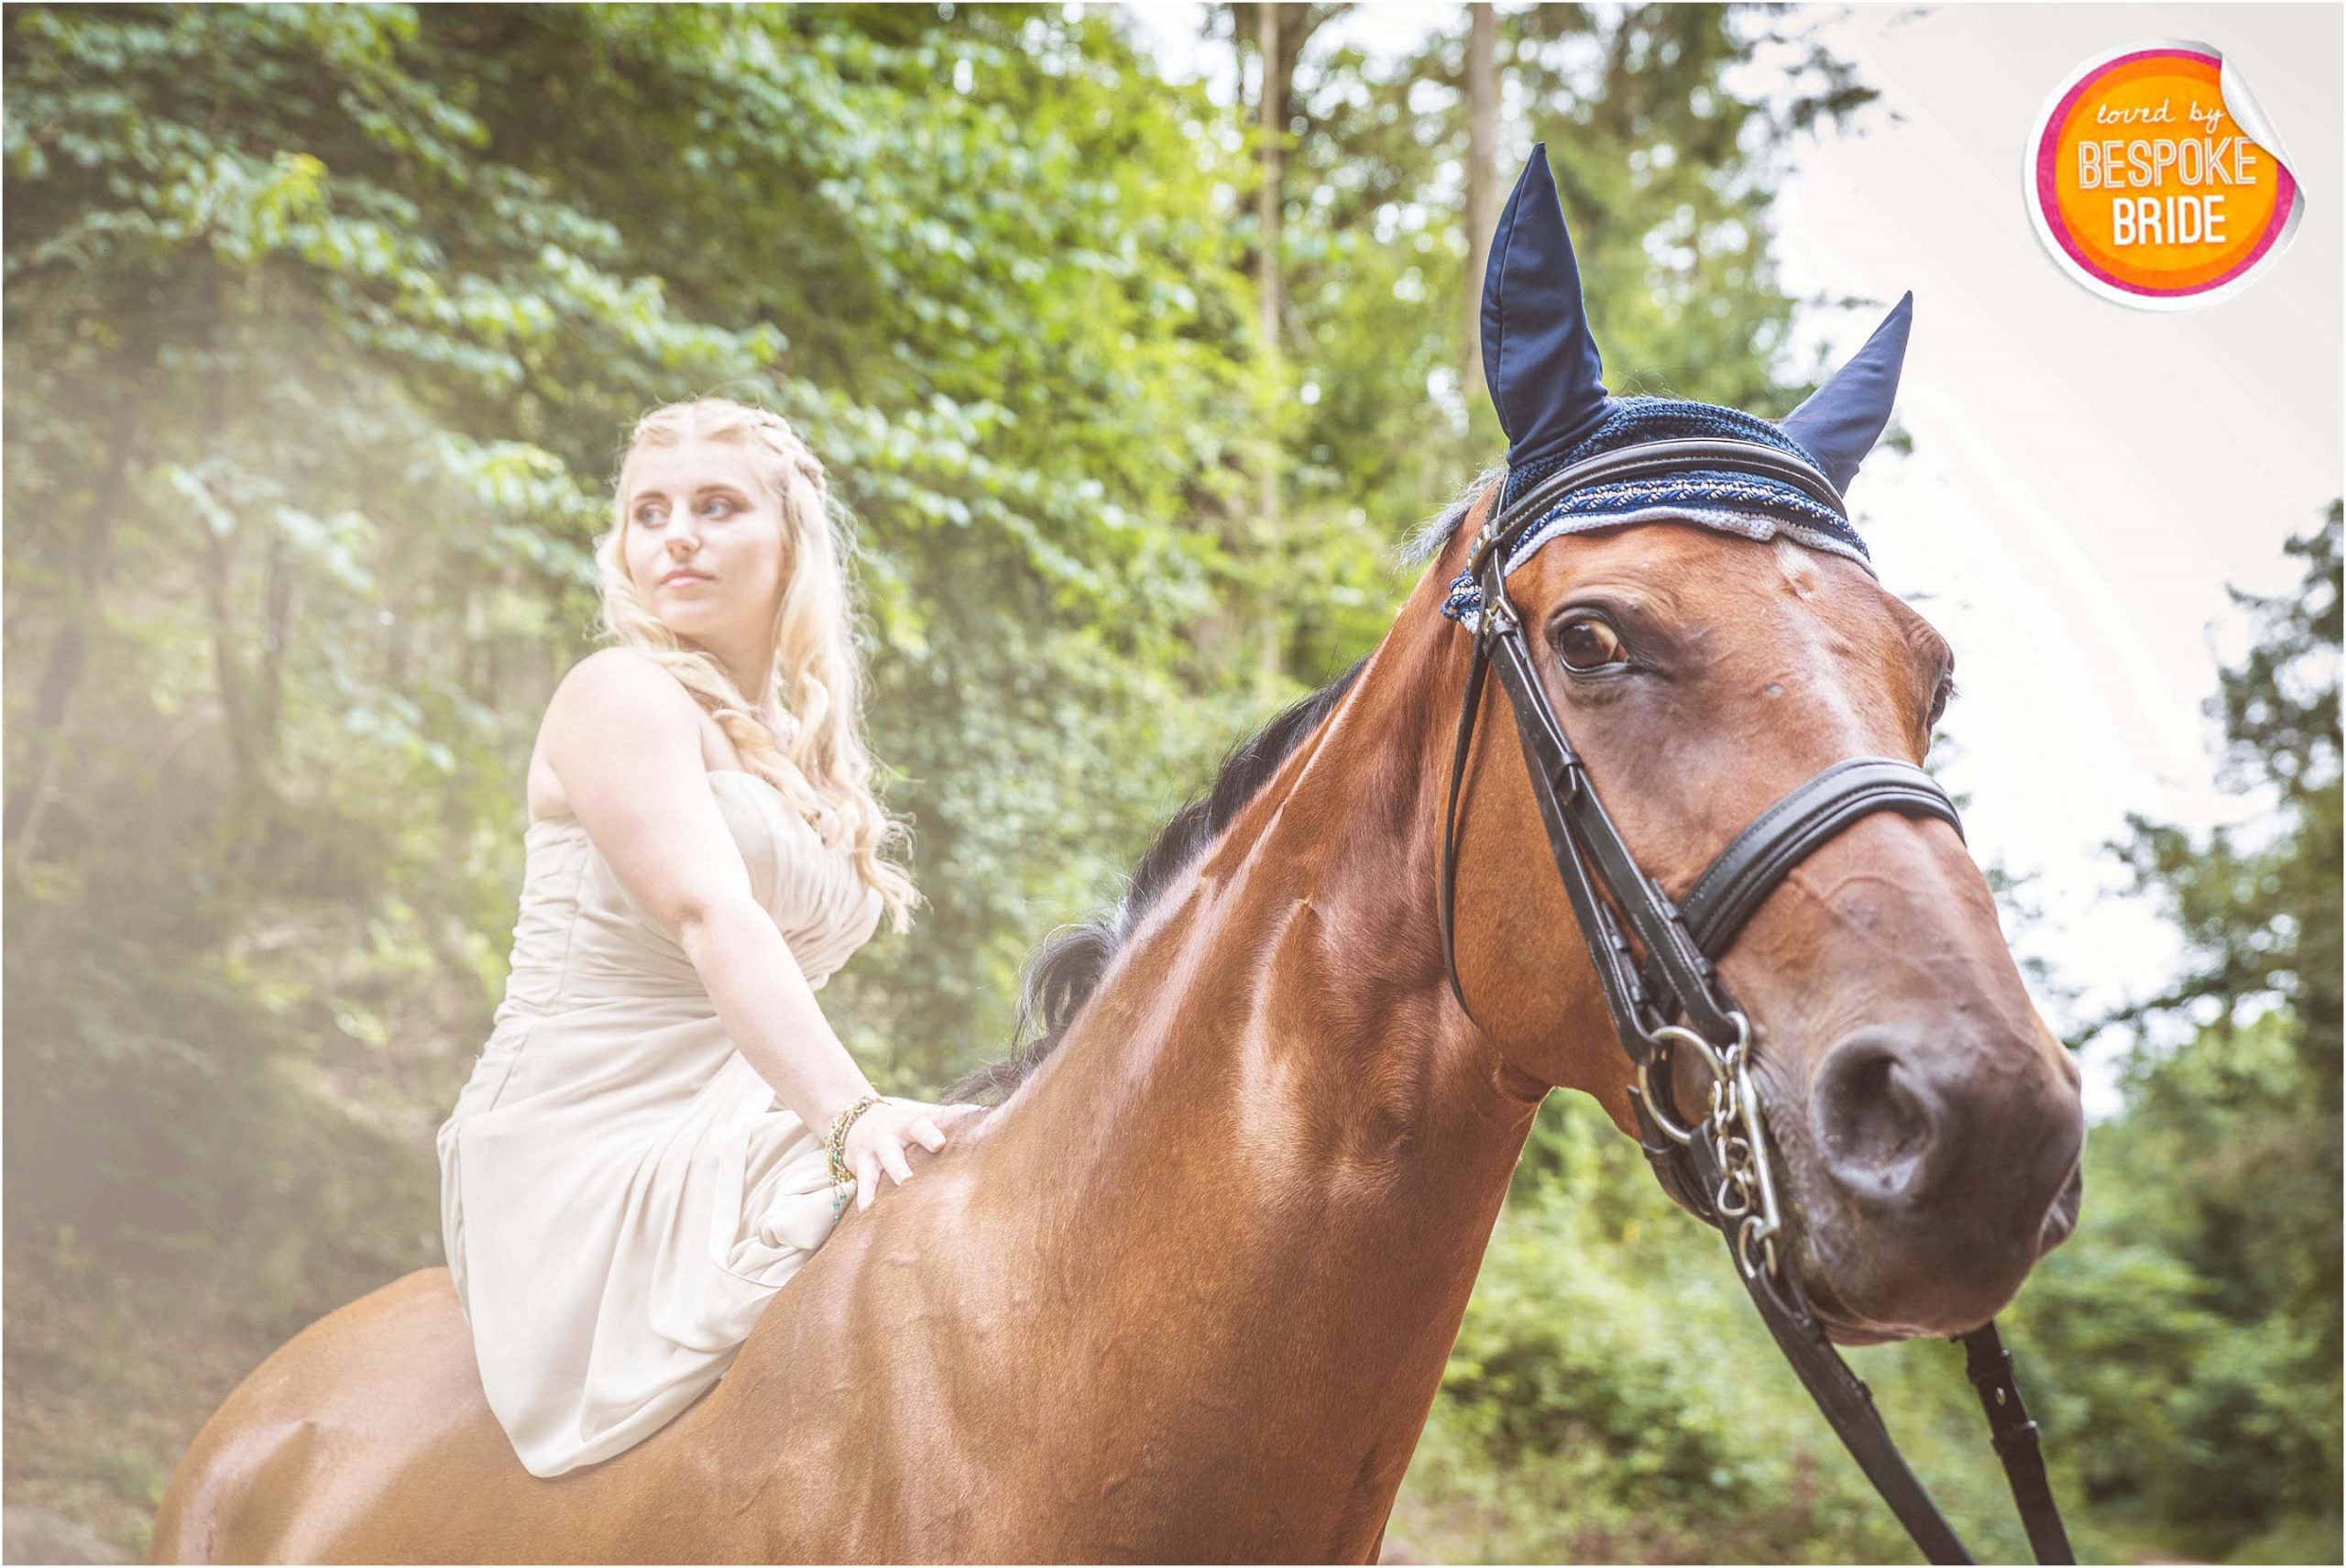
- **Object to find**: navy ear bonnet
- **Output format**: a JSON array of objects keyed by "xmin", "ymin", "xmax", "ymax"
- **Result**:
[
  {"xmin": 1442, "ymin": 398, "xmax": 1869, "ymax": 623},
  {"xmin": 1448, "ymin": 144, "xmax": 1910, "ymax": 623}
]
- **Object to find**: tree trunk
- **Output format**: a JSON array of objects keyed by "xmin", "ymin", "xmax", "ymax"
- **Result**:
[
  {"xmin": 1255, "ymin": 4, "xmax": 1286, "ymax": 383},
  {"xmin": 1255, "ymin": 1, "xmax": 1286, "ymax": 688},
  {"xmin": 5, "ymin": 621, "xmax": 86, "ymax": 865},
  {"xmin": 258, "ymin": 525, "xmax": 297, "ymax": 768},
  {"xmin": 4, "ymin": 418, "xmax": 140, "ymax": 862},
  {"xmin": 1464, "ymin": 3, "xmax": 1498, "ymax": 400},
  {"xmin": 203, "ymin": 510, "xmax": 264, "ymax": 868}
]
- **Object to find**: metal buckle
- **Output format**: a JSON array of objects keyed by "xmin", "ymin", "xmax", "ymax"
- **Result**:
[{"xmin": 1481, "ymin": 583, "xmax": 1519, "ymax": 635}]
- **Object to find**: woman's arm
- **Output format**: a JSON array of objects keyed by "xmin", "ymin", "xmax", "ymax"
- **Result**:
[{"xmin": 540, "ymin": 649, "xmax": 880, "ymax": 1145}]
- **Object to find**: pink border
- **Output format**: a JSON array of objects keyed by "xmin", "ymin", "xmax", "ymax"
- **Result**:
[{"xmin": 2032, "ymin": 49, "xmax": 2298, "ymax": 297}]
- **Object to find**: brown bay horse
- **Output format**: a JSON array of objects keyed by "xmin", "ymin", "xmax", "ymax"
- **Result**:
[
  {"xmin": 153, "ymin": 144, "xmax": 2085, "ymax": 1562},
  {"xmin": 149, "ymin": 486, "xmax": 2083, "ymax": 1563}
]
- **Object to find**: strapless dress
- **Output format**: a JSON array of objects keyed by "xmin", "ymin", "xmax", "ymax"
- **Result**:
[{"xmin": 435, "ymin": 769, "xmax": 882, "ymax": 1477}]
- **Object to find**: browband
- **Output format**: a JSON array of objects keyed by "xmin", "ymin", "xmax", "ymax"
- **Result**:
[{"xmin": 1478, "ymin": 436, "xmax": 1850, "ymax": 576}]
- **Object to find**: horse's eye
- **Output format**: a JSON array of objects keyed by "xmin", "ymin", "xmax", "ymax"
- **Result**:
[
  {"xmin": 1557, "ymin": 616, "xmax": 1628, "ymax": 673},
  {"xmin": 1926, "ymin": 672, "xmax": 1957, "ymax": 731}
]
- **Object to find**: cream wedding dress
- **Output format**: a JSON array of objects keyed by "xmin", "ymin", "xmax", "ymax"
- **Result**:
[{"xmin": 435, "ymin": 769, "xmax": 882, "ymax": 1477}]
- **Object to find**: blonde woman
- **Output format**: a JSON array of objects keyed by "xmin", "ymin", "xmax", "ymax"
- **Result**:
[{"xmin": 434, "ymin": 398, "xmax": 982, "ymax": 1478}]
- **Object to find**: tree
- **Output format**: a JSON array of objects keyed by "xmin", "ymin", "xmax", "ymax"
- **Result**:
[
  {"xmin": 2016, "ymin": 503, "xmax": 2341, "ymax": 1558},
  {"xmin": 1222, "ymin": 5, "xmax": 1876, "ymax": 681},
  {"xmin": 1463, "ymin": 4, "xmax": 1497, "ymax": 400}
]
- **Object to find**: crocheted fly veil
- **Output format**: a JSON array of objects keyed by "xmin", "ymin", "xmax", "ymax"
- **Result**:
[{"xmin": 1445, "ymin": 145, "xmax": 1913, "ymax": 625}]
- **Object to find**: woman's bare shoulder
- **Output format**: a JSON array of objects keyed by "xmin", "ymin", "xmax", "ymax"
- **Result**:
[
  {"xmin": 528, "ymin": 651, "xmax": 722, "ymax": 822},
  {"xmin": 542, "ymin": 649, "xmax": 697, "ymax": 751}
]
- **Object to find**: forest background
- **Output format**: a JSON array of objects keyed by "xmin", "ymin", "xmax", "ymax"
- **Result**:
[{"xmin": 4, "ymin": 5, "xmax": 2337, "ymax": 1563}]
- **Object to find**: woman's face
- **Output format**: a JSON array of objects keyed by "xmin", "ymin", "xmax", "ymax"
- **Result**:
[{"xmin": 621, "ymin": 438, "xmax": 788, "ymax": 644}]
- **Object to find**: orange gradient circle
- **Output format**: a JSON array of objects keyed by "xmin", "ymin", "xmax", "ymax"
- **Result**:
[{"xmin": 2027, "ymin": 46, "xmax": 2299, "ymax": 306}]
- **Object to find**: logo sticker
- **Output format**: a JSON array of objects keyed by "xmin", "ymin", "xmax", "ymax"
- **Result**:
[{"xmin": 2025, "ymin": 41, "xmax": 2304, "ymax": 309}]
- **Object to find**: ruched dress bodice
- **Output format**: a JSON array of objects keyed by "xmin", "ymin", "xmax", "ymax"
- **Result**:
[{"xmin": 435, "ymin": 769, "xmax": 882, "ymax": 1477}]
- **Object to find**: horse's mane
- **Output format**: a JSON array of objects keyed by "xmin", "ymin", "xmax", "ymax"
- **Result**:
[{"xmin": 944, "ymin": 482, "xmax": 1492, "ymax": 1108}]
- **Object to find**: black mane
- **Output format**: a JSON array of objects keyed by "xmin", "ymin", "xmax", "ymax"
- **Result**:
[{"xmin": 944, "ymin": 659, "xmax": 1368, "ymax": 1105}]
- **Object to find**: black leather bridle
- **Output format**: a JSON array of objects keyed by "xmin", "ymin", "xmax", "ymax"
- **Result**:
[{"xmin": 1437, "ymin": 438, "xmax": 2074, "ymax": 1565}]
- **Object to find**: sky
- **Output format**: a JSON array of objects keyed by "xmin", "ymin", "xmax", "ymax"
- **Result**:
[
  {"xmin": 1125, "ymin": 4, "xmax": 2343, "ymax": 1114},
  {"xmin": 1753, "ymin": 5, "xmax": 2341, "ymax": 1113}
]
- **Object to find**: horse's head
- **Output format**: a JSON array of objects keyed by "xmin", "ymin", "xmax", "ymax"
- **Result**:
[{"xmin": 1442, "ymin": 147, "xmax": 2083, "ymax": 1345}]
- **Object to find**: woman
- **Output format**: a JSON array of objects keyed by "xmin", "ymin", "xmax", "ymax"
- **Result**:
[{"xmin": 434, "ymin": 397, "xmax": 982, "ymax": 1478}]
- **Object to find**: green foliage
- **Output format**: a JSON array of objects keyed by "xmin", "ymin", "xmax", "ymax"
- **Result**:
[
  {"xmin": 6, "ymin": 9, "xmax": 1267, "ymax": 1541},
  {"xmin": 2007, "ymin": 506, "xmax": 2341, "ymax": 1560},
  {"xmin": 1400, "ymin": 1093, "xmax": 2127, "ymax": 1565}
]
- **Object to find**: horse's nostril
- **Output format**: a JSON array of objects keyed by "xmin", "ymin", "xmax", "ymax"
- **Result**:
[{"xmin": 1812, "ymin": 1036, "xmax": 1947, "ymax": 1202}]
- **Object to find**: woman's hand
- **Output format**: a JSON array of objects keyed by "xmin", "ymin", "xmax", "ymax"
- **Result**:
[{"xmin": 840, "ymin": 1097, "xmax": 987, "ymax": 1212}]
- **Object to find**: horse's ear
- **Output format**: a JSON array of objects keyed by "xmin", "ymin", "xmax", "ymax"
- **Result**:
[
  {"xmin": 1482, "ymin": 144, "xmax": 1617, "ymax": 467},
  {"xmin": 1779, "ymin": 292, "xmax": 1913, "ymax": 492}
]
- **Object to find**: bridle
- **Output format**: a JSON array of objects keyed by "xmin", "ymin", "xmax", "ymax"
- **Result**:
[{"xmin": 1436, "ymin": 438, "xmax": 2074, "ymax": 1565}]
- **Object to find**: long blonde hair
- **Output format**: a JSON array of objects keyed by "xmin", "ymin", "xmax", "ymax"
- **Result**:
[{"xmin": 593, "ymin": 398, "xmax": 916, "ymax": 930}]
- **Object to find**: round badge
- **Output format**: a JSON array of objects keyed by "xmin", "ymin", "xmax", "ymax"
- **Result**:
[{"xmin": 2024, "ymin": 40, "xmax": 2305, "ymax": 310}]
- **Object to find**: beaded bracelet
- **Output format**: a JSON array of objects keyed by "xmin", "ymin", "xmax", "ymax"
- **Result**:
[{"xmin": 825, "ymin": 1093, "xmax": 881, "ymax": 1188}]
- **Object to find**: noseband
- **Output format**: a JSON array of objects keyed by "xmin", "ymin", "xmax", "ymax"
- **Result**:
[{"xmin": 1437, "ymin": 438, "xmax": 2072, "ymax": 1565}]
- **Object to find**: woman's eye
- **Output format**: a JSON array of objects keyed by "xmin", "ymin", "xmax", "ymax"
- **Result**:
[
  {"xmin": 1557, "ymin": 616, "xmax": 1629, "ymax": 673},
  {"xmin": 636, "ymin": 504, "xmax": 667, "ymax": 526},
  {"xmin": 703, "ymin": 497, "xmax": 736, "ymax": 520}
]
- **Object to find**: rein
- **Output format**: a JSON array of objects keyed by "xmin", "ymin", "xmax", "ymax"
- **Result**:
[{"xmin": 1436, "ymin": 439, "xmax": 2074, "ymax": 1565}]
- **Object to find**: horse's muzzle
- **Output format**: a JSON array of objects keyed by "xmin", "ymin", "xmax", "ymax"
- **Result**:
[{"xmin": 1802, "ymin": 1023, "xmax": 2085, "ymax": 1337}]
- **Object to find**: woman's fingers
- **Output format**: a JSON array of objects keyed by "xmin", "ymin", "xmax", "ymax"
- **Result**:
[
  {"xmin": 927, "ymin": 1102, "xmax": 986, "ymax": 1145},
  {"xmin": 841, "ymin": 1102, "xmax": 992, "ymax": 1215}
]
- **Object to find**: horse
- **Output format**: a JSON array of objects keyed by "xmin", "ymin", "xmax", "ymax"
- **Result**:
[{"xmin": 150, "ymin": 151, "xmax": 2084, "ymax": 1563}]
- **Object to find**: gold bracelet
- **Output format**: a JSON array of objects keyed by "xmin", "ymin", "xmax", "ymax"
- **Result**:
[{"xmin": 825, "ymin": 1094, "xmax": 880, "ymax": 1186}]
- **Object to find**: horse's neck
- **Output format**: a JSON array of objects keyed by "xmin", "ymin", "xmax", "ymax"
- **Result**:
[{"xmin": 955, "ymin": 560, "xmax": 1548, "ymax": 1545}]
